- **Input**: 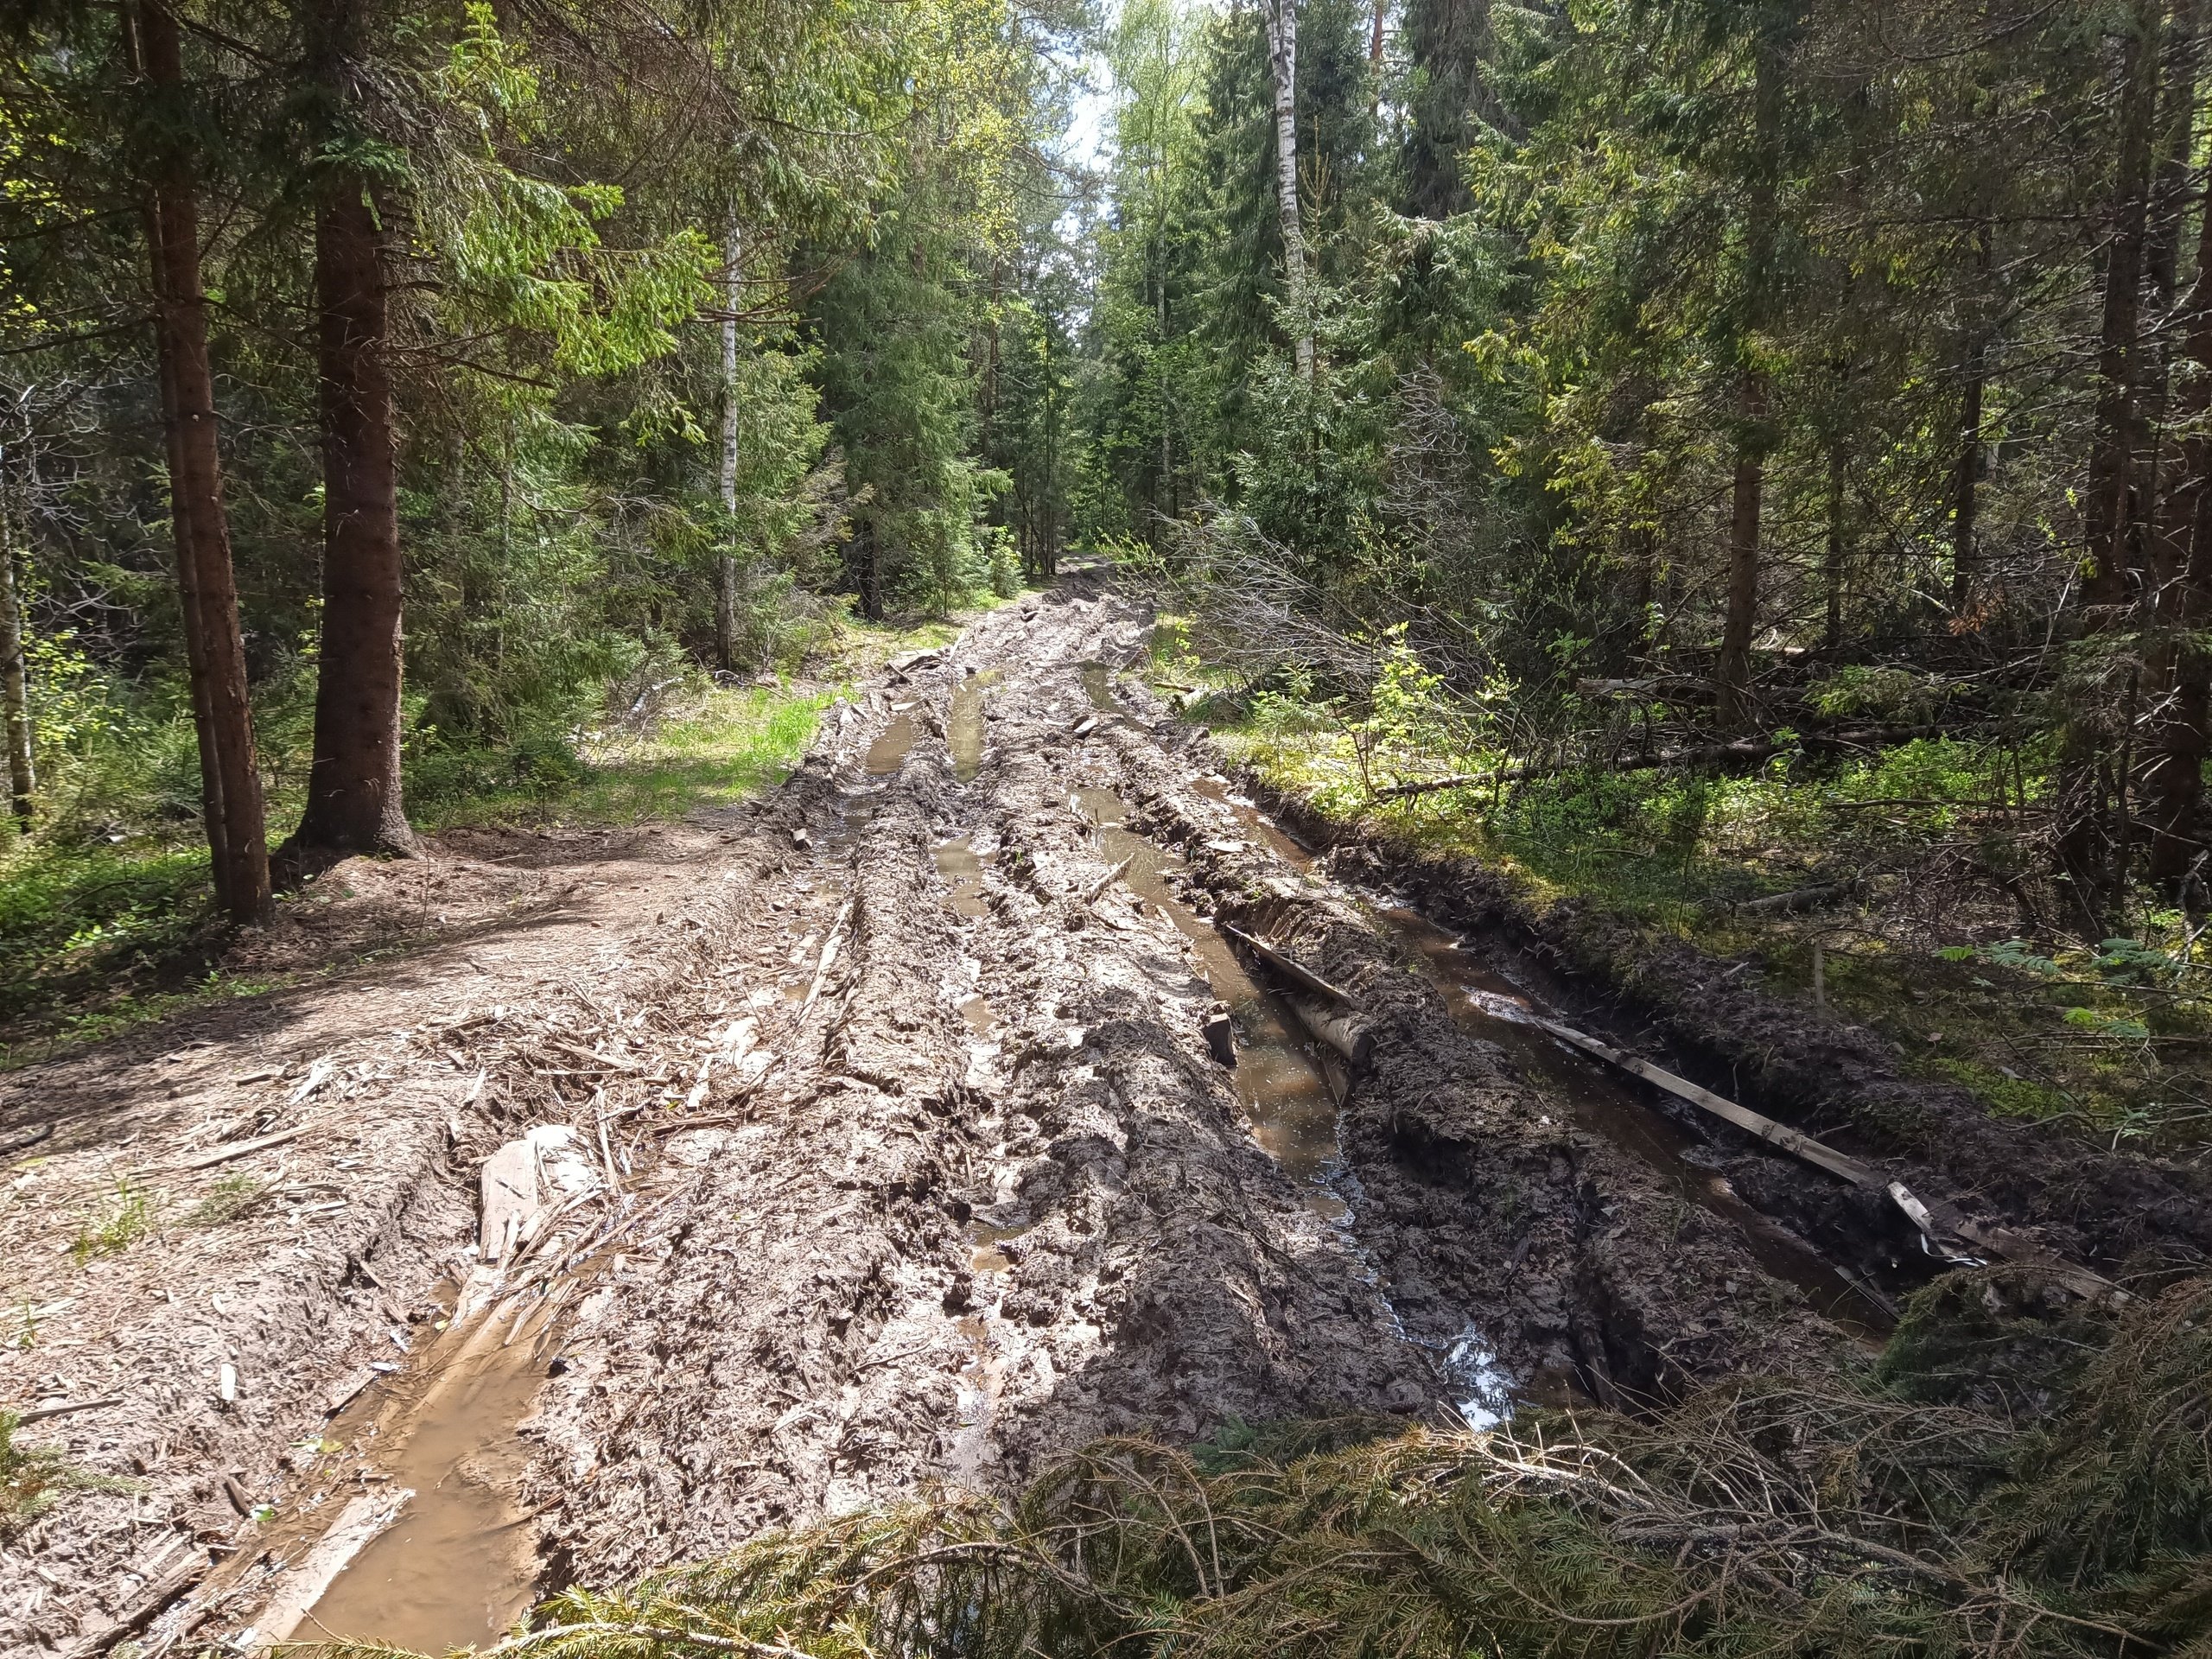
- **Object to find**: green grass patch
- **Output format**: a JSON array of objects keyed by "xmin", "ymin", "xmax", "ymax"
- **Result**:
[
  {"xmin": 407, "ymin": 682, "xmax": 836, "ymax": 830},
  {"xmin": 0, "ymin": 601, "xmax": 1018, "ymax": 1051},
  {"xmin": 69, "ymin": 1179, "xmax": 160, "ymax": 1264},
  {"xmin": 186, "ymin": 1173, "xmax": 268, "ymax": 1228},
  {"xmin": 0, "ymin": 1410, "xmax": 136, "ymax": 1540}
]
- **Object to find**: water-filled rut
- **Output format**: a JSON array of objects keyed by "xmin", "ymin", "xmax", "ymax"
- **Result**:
[{"xmin": 225, "ymin": 578, "xmax": 1896, "ymax": 1649}]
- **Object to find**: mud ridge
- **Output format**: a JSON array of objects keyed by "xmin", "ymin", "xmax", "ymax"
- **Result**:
[
  {"xmin": 1088, "ymin": 716, "xmax": 1861, "ymax": 1408},
  {"xmin": 1231, "ymin": 762, "xmax": 2212, "ymax": 1283}
]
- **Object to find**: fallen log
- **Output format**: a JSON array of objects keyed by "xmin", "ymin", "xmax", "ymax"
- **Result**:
[
  {"xmin": 1532, "ymin": 1016, "xmax": 1881, "ymax": 1187},
  {"xmin": 1222, "ymin": 925, "xmax": 1357, "ymax": 1006},
  {"xmin": 1084, "ymin": 855, "xmax": 1135, "ymax": 905},
  {"xmin": 55, "ymin": 1552, "xmax": 207, "ymax": 1659},
  {"xmin": 1281, "ymin": 992, "xmax": 1373, "ymax": 1065},
  {"xmin": 1731, "ymin": 881, "xmax": 1853, "ymax": 916},
  {"xmin": 1529, "ymin": 1012, "xmax": 2126, "ymax": 1303}
]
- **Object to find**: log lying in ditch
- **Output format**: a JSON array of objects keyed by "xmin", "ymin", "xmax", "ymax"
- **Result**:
[
  {"xmin": 1281, "ymin": 991, "xmax": 1373, "ymax": 1066},
  {"xmin": 1224, "ymin": 925, "xmax": 1357, "ymax": 1005},
  {"xmin": 1531, "ymin": 1016, "xmax": 1879, "ymax": 1187},
  {"xmin": 1529, "ymin": 1013, "xmax": 2126, "ymax": 1304},
  {"xmin": 1215, "ymin": 922, "xmax": 2124, "ymax": 1304},
  {"xmin": 1218, "ymin": 926, "xmax": 1371, "ymax": 1063}
]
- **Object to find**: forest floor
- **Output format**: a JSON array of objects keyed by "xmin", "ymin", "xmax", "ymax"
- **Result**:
[{"xmin": 4, "ymin": 569, "xmax": 2209, "ymax": 1659}]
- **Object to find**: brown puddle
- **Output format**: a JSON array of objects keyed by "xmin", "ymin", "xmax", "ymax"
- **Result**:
[
  {"xmin": 959, "ymin": 993, "xmax": 997, "ymax": 1034},
  {"xmin": 1073, "ymin": 786, "xmax": 1343, "ymax": 1205},
  {"xmin": 1079, "ymin": 661, "xmax": 1119, "ymax": 715},
  {"xmin": 950, "ymin": 671, "xmax": 999, "ymax": 783},
  {"xmin": 969, "ymin": 1219, "xmax": 1027, "ymax": 1274},
  {"xmin": 866, "ymin": 710, "xmax": 919, "ymax": 775},
  {"xmin": 933, "ymin": 837, "xmax": 989, "ymax": 918},
  {"xmin": 289, "ymin": 1305, "xmax": 549, "ymax": 1649}
]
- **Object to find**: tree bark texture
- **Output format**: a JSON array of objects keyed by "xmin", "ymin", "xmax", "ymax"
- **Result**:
[
  {"xmin": 0, "ymin": 477, "xmax": 34, "ymax": 828},
  {"xmin": 2083, "ymin": 3, "xmax": 2162, "ymax": 618},
  {"xmin": 1949, "ymin": 356, "xmax": 1985, "ymax": 613},
  {"xmin": 291, "ymin": 10, "xmax": 418, "ymax": 862},
  {"xmin": 715, "ymin": 212, "xmax": 741, "ymax": 673},
  {"xmin": 1822, "ymin": 442, "xmax": 1847, "ymax": 649},
  {"xmin": 1264, "ymin": 0, "xmax": 1314, "ymax": 383},
  {"xmin": 2144, "ymin": 158, "xmax": 2212, "ymax": 884},
  {"xmin": 137, "ymin": 0, "xmax": 271, "ymax": 919},
  {"xmin": 1717, "ymin": 17, "xmax": 1787, "ymax": 728}
]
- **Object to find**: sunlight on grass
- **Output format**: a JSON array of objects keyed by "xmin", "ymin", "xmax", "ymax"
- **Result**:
[
  {"xmin": 412, "ymin": 683, "xmax": 836, "ymax": 831},
  {"xmin": 1197, "ymin": 681, "xmax": 2211, "ymax": 1149}
]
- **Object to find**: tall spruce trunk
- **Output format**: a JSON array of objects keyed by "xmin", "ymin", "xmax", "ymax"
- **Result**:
[
  {"xmin": 289, "ymin": 0, "xmax": 417, "ymax": 862},
  {"xmin": 2145, "ymin": 162, "xmax": 2212, "ymax": 886},
  {"xmin": 2059, "ymin": 1, "xmax": 2174, "ymax": 917},
  {"xmin": 1264, "ymin": 0, "xmax": 1313, "ymax": 383},
  {"xmin": 2085, "ymin": 6, "xmax": 2163, "ymax": 615},
  {"xmin": 0, "ymin": 474, "xmax": 33, "ymax": 828},
  {"xmin": 1716, "ymin": 21, "xmax": 1786, "ymax": 727},
  {"xmin": 1949, "ymin": 355, "xmax": 1986, "ymax": 613},
  {"xmin": 1822, "ymin": 442, "xmax": 1847, "ymax": 649},
  {"xmin": 715, "ymin": 213, "xmax": 741, "ymax": 673},
  {"xmin": 137, "ymin": 0, "xmax": 270, "ymax": 920}
]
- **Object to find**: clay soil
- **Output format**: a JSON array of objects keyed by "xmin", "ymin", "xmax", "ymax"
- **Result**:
[{"xmin": 4, "ymin": 574, "xmax": 2198, "ymax": 1659}]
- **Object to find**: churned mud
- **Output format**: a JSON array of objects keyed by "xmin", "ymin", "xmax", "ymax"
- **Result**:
[{"xmin": 9, "ymin": 571, "xmax": 2196, "ymax": 1659}]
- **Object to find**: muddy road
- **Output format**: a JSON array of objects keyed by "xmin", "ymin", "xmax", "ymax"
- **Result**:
[{"xmin": 10, "ymin": 572, "xmax": 2165, "ymax": 1659}]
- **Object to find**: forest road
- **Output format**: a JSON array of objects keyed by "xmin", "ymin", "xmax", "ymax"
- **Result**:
[{"xmin": 3, "ymin": 570, "xmax": 1883, "ymax": 1659}]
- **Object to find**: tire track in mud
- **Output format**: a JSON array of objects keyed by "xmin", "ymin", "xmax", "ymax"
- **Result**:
[
  {"xmin": 65, "ymin": 578, "xmax": 1914, "ymax": 1655},
  {"xmin": 538, "ymin": 593, "xmax": 1447, "ymax": 1587},
  {"xmin": 540, "ymin": 576, "xmax": 1906, "ymax": 1592},
  {"xmin": 1090, "ymin": 714, "xmax": 1865, "ymax": 1407}
]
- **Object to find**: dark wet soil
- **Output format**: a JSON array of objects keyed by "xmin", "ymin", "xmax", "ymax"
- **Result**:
[{"xmin": 22, "ymin": 574, "xmax": 2182, "ymax": 1656}]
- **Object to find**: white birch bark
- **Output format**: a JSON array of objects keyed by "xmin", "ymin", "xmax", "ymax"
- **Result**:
[
  {"xmin": 1265, "ymin": 0, "xmax": 1314, "ymax": 381},
  {"xmin": 715, "ymin": 212, "xmax": 741, "ymax": 671}
]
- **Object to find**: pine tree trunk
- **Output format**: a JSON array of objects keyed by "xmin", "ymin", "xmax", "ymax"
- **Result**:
[
  {"xmin": 1949, "ymin": 359, "xmax": 1985, "ymax": 613},
  {"xmin": 2084, "ymin": 3, "xmax": 2162, "ymax": 617},
  {"xmin": 1822, "ymin": 442, "xmax": 1847, "ymax": 649},
  {"xmin": 1719, "ymin": 420, "xmax": 1764, "ymax": 723},
  {"xmin": 290, "ymin": 5, "xmax": 417, "ymax": 863},
  {"xmin": 0, "ymin": 479, "xmax": 34, "ymax": 828},
  {"xmin": 715, "ymin": 213, "xmax": 741, "ymax": 673},
  {"xmin": 1264, "ymin": 0, "xmax": 1313, "ymax": 382},
  {"xmin": 2145, "ymin": 161, "xmax": 2212, "ymax": 885},
  {"xmin": 137, "ymin": 0, "xmax": 270, "ymax": 919},
  {"xmin": 2059, "ymin": 0, "xmax": 2172, "ymax": 918},
  {"xmin": 1716, "ymin": 22, "xmax": 1786, "ymax": 728}
]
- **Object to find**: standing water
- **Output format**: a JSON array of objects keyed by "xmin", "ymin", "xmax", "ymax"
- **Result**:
[{"xmin": 1073, "ymin": 786, "xmax": 1343, "ymax": 1201}]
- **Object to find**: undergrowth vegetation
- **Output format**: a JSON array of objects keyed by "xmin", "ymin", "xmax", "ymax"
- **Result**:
[
  {"xmin": 0, "ymin": 608, "xmax": 977, "ymax": 1049},
  {"xmin": 357, "ymin": 1271, "xmax": 2212, "ymax": 1659},
  {"xmin": 0, "ymin": 1411, "xmax": 133, "ymax": 1542},
  {"xmin": 1152, "ymin": 613, "xmax": 2212, "ymax": 1151}
]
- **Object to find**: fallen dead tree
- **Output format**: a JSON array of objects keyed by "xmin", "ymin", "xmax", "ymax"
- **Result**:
[{"xmin": 1222, "ymin": 926, "xmax": 2123, "ymax": 1306}]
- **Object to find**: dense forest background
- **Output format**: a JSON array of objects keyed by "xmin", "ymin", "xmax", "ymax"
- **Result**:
[{"xmin": 3, "ymin": 0, "xmax": 2210, "ymax": 1116}]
